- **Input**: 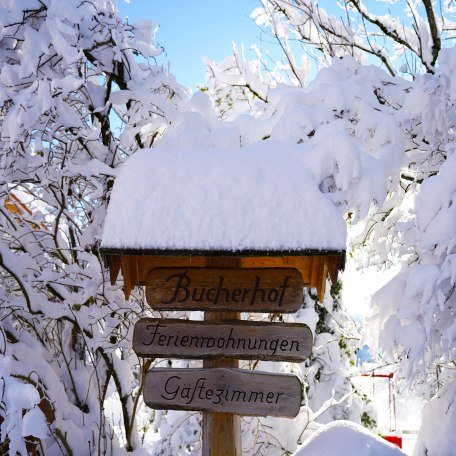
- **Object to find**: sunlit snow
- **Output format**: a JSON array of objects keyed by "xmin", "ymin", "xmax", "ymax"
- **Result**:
[{"xmin": 101, "ymin": 143, "xmax": 347, "ymax": 252}]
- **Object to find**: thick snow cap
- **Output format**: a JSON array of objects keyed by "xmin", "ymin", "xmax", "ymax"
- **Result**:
[
  {"xmin": 293, "ymin": 421, "xmax": 405, "ymax": 456},
  {"xmin": 101, "ymin": 143, "xmax": 347, "ymax": 254}
]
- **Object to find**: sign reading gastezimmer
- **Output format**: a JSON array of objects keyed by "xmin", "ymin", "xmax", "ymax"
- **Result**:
[{"xmin": 144, "ymin": 367, "xmax": 302, "ymax": 417}]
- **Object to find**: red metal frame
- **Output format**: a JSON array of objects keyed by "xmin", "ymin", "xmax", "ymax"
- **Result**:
[{"xmin": 382, "ymin": 435, "xmax": 402, "ymax": 448}]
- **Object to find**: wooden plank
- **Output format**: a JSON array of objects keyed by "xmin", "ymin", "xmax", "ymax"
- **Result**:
[
  {"xmin": 318, "ymin": 259, "xmax": 328, "ymax": 302},
  {"xmin": 143, "ymin": 367, "xmax": 302, "ymax": 418},
  {"xmin": 202, "ymin": 257, "xmax": 241, "ymax": 456},
  {"xmin": 326, "ymin": 255, "xmax": 344, "ymax": 285},
  {"xmin": 202, "ymin": 410, "xmax": 240, "ymax": 456},
  {"xmin": 240, "ymin": 256, "xmax": 286, "ymax": 268},
  {"xmin": 121, "ymin": 255, "xmax": 132, "ymax": 299},
  {"xmin": 146, "ymin": 267, "xmax": 303, "ymax": 312},
  {"xmin": 310, "ymin": 255, "xmax": 321, "ymax": 290},
  {"xmin": 136, "ymin": 255, "xmax": 208, "ymax": 285},
  {"xmin": 133, "ymin": 318, "xmax": 312, "ymax": 362},
  {"xmin": 108, "ymin": 255, "xmax": 122, "ymax": 285},
  {"xmin": 240, "ymin": 256, "xmax": 312, "ymax": 284}
]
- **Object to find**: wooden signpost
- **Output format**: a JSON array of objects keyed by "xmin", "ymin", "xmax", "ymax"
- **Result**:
[
  {"xmin": 101, "ymin": 145, "xmax": 346, "ymax": 455},
  {"xmin": 146, "ymin": 267, "xmax": 303, "ymax": 312},
  {"xmin": 129, "ymin": 265, "xmax": 310, "ymax": 455},
  {"xmin": 143, "ymin": 367, "xmax": 302, "ymax": 417},
  {"xmin": 110, "ymin": 260, "xmax": 320, "ymax": 456},
  {"xmin": 133, "ymin": 318, "xmax": 312, "ymax": 361}
]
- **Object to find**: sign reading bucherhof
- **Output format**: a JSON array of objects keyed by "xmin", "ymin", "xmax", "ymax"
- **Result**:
[
  {"xmin": 146, "ymin": 267, "xmax": 303, "ymax": 312},
  {"xmin": 133, "ymin": 267, "xmax": 311, "ymax": 419}
]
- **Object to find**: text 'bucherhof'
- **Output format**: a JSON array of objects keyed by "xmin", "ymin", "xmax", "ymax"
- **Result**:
[{"xmin": 146, "ymin": 268, "xmax": 303, "ymax": 312}]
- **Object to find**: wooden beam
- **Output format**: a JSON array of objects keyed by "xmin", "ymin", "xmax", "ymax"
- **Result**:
[
  {"xmin": 115, "ymin": 253, "xmax": 344, "ymax": 302},
  {"xmin": 107, "ymin": 255, "xmax": 122, "ymax": 285},
  {"xmin": 121, "ymin": 255, "xmax": 132, "ymax": 299},
  {"xmin": 240, "ymin": 255, "xmax": 312, "ymax": 284},
  {"xmin": 137, "ymin": 255, "xmax": 207, "ymax": 284},
  {"xmin": 203, "ymin": 257, "xmax": 241, "ymax": 456}
]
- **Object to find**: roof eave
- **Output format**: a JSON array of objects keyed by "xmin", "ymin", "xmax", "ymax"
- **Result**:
[{"xmin": 100, "ymin": 247, "xmax": 346, "ymax": 257}]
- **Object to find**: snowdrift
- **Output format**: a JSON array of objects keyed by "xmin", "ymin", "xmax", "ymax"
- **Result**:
[{"xmin": 293, "ymin": 420, "xmax": 404, "ymax": 456}]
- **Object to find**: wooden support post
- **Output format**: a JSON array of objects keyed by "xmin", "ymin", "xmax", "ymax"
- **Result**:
[{"xmin": 202, "ymin": 258, "xmax": 242, "ymax": 456}]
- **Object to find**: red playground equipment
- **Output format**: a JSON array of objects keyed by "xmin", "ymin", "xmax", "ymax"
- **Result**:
[{"xmin": 361, "ymin": 372, "xmax": 403, "ymax": 449}]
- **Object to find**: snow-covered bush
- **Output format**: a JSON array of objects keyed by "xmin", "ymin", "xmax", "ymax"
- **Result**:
[
  {"xmin": 1, "ymin": 0, "xmax": 455, "ymax": 454},
  {"xmin": 368, "ymin": 47, "xmax": 456, "ymax": 408},
  {"xmin": 414, "ymin": 377, "xmax": 456, "ymax": 456},
  {"xmin": 158, "ymin": 54, "xmax": 406, "ymax": 452},
  {"xmin": 0, "ymin": 0, "xmax": 184, "ymax": 453},
  {"xmin": 198, "ymin": 0, "xmax": 456, "ymax": 451}
]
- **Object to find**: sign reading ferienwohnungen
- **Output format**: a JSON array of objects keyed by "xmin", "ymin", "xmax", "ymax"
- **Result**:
[
  {"xmin": 133, "ymin": 318, "xmax": 312, "ymax": 362},
  {"xmin": 146, "ymin": 268, "xmax": 303, "ymax": 312}
]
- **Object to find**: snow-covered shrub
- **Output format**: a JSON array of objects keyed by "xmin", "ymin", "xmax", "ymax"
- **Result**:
[
  {"xmin": 1, "ymin": 0, "xmax": 455, "ymax": 453},
  {"xmin": 0, "ymin": 0, "xmax": 184, "ymax": 453},
  {"xmin": 0, "ymin": 352, "xmax": 48, "ymax": 454},
  {"xmin": 197, "ymin": 0, "xmax": 456, "ymax": 450},
  {"xmin": 157, "ymin": 54, "xmax": 405, "ymax": 452},
  {"xmin": 414, "ymin": 377, "xmax": 456, "ymax": 456}
]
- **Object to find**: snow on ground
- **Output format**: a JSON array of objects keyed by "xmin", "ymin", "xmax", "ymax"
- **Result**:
[
  {"xmin": 292, "ymin": 420, "xmax": 405, "ymax": 456},
  {"xmin": 101, "ymin": 142, "xmax": 347, "ymax": 252}
]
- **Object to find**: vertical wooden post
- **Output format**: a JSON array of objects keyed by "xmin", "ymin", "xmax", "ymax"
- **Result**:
[{"xmin": 202, "ymin": 258, "xmax": 242, "ymax": 456}]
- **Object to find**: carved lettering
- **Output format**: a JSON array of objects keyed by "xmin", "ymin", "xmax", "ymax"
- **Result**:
[
  {"xmin": 133, "ymin": 319, "xmax": 313, "ymax": 362},
  {"xmin": 146, "ymin": 268, "xmax": 303, "ymax": 312},
  {"xmin": 144, "ymin": 368, "xmax": 302, "ymax": 417}
]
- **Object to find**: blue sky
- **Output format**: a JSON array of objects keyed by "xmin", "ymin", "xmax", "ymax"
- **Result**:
[
  {"xmin": 118, "ymin": 0, "xmax": 264, "ymax": 91},
  {"xmin": 117, "ymin": 1, "xmax": 402, "ymax": 91}
]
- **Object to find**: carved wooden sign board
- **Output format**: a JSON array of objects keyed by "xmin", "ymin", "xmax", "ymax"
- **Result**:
[
  {"xmin": 133, "ymin": 318, "xmax": 312, "ymax": 362},
  {"xmin": 132, "ymin": 265, "xmax": 310, "ymax": 429},
  {"xmin": 146, "ymin": 268, "xmax": 303, "ymax": 312},
  {"xmin": 144, "ymin": 368, "xmax": 302, "ymax": 417}
]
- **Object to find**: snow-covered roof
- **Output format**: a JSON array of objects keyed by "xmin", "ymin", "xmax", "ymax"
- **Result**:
[{"xmin": 101, "ymin": 144, "xmax": 347, "ymax": 254}]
